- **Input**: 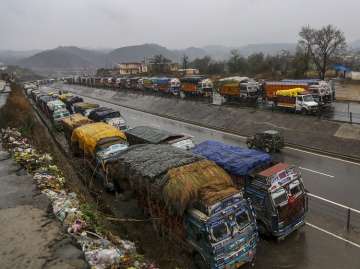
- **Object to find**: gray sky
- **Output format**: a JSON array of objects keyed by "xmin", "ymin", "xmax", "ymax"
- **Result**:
[{"xmin": 1, "ymin": 0, "xmax": 359, "ymax": 50}]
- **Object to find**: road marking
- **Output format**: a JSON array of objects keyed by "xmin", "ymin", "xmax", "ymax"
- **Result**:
[
  {"xmin": 286, "ymin": 147, "xmax": 360, "ymax": 167},
  {"xmin": 48, "ymin": 86, "xmax": 360, "ymax": 168},
  {"xmin": 307, "ymin": 193, "xmax": 360, "ymax": 213},
  {"xmin": 299, "ymin": 166, "xmax": 334, "ymax": 178},
  {"xmin": 306, "ymin": 222, "xmax": 360, "ymax": 249}
]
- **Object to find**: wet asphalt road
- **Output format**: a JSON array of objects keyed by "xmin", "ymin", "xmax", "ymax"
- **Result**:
[{"xmin": 40, "ymin": 84, "xmax": 360, "ymax": 268}]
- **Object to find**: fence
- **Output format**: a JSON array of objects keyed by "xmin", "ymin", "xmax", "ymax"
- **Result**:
[
  {"xmin": 321, "ymin": 109, "xmax": 360, "ymax": 124},
  {"xmin": 307, "ymin": 193, "xmax": 360, "ymax": 239}
]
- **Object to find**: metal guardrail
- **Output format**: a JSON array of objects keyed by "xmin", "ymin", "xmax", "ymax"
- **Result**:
[{"xmin": 307, "ymin": 192, "xmax": 360, "ymax": 233}]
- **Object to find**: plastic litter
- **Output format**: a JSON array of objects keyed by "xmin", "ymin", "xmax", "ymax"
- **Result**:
[{"xmin": 1, "ymin": 127, "xmax": 159, "ymax": 269}]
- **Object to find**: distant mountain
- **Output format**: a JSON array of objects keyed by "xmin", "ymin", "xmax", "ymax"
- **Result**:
[
  {"xmin": 19, "ymin": 46, "xmax": 108, "ymax": 71},
  {"xmin": 108, "ymin": 44, "xmax": 179, "ymax": 64},
  {"xmin": 13, "ymin": 42, "xmax": 301, "ymax": 74},
  {"xmin": 202, "ymin": 45, "xmax": 233, "ymax": 61},
  {"xmin": 0, "ymin": 49, "xmax": 41, "ymax": 64},
  {"xmin": 173, "ymin": 47, "xmax": 208, "ymax": 61},
  {"xmin": 350, "ymin": 40, "xmax": 360, "ymax": 50},
  {"xmin": 237, "ymin": 43, "xmax": 296, "ymax": 57}
]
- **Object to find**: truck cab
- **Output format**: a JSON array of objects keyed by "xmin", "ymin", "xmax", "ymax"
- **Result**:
[
  {"xmin": 186, "ymin": 192, "xmax": 258, "ymax": 269},
  {"xmin": 245, "ymin": 163, "xmax": 307, "ymax": 239},
  {"xmin": 295, "ymin": 94, "xmax": 318, "ymax": 114}
]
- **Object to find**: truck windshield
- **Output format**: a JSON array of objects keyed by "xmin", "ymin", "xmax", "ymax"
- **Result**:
[
  {"xmin": 211, "ymin": 223, "xmax": 230, "ymax": 242},
  {"xmin": 289, "ymin": 180, "xmax": 303, "ymax": 197},
  {"xmin": 303, "ymin": 95, "xmax": 314, "ymax": 102},
  {"xmin": 236, "ymin": 211, "xmax": 250, "ymax": 231},
  {"xmin": 271, "ymin": 187, "xmax": 288, "ymax": 207}
]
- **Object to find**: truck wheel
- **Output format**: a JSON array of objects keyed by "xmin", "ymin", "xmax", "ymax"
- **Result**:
[
  {"xmin": 193, "ymin": 253, "xmax": 208, "ymax": 269},
  {"xmin": 301, "ymin": 108, "xmax": 307, "ymax": 115},
  {"xmin": 258, "ymin": 222, "xmax": 271, "ymax": 238}
]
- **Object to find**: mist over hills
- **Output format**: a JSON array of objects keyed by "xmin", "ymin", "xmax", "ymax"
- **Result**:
[{"xmin": 0, "ymin": 42, "xmax": 324, "ymax": 73}]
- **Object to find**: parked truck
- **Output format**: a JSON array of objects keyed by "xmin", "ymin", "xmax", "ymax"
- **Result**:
[
  {"xmin": 180, "ymin": 76, "xmax": 213, "ymax": 98},
  {"xmin": 61, "ymin": 113, "xmax": 93, "ymax": 142},
  {"xmin": 193, "ymin": 141, "xmax": 307, "ymax": 239},
  {"xmin": 264, "ymin": 83, "xmax": 318, "ymax": 114},
  {"xmin": 70, "ymin": 122, "xmax": 128, "ymax": 190},
  {"xmin": 125, "ymin": 126, "xmax": 195, "ymax": 150},
  {"xmin": 107, "ymin": 144, "xmax": 258, "ymax": 269},
  {"xmin": 282, "ymin": 79, "xmax": 334, "ymax": 105},
  {"xmin": 217, "ymin": 77, "xmax": 260, "ymax": 103},
  {"xmin": 88, "ymin": 107, "xmax": 127, "ymax": 130},
  {"xmin": 73, "ymin": 102, "xmax": 100, "ymax": 117},
  {"xmin": 153, "ymin": 77, "xmax": 181, "ymax": 95}
]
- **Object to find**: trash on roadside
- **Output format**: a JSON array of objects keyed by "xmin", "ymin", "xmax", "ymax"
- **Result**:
[{"xmin": 0, "ymin": 127, "xmax": 158, "ymax": 269}]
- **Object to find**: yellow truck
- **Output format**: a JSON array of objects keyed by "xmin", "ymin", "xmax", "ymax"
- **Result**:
[{"xmin": 71, "ymin": 122, "xmax": 128, "ymax": 190}]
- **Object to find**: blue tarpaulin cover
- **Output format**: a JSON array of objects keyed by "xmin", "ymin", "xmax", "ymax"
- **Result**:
[{"xmin": 192, "ymin": 140, "xmax": 271, "ymax": 176}]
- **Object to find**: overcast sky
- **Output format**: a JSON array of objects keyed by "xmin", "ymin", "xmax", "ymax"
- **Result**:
[{"xmin": 1, "ymin": 0, "xmax": 359, "ymax": 50}]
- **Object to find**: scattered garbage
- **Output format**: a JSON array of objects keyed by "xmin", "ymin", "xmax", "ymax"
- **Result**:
[{"xmin": 1, "ymin": 127, "xmax": 159, "ymax": 269}]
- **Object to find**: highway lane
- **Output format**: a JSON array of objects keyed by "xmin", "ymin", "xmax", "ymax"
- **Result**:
[
  {"xmin": 48, "ymin": 83, "xmax": 360, "ymax": 210},
  {"xmin": 39, "ymin": 84, "xmax": 360, "ymax": 268}
]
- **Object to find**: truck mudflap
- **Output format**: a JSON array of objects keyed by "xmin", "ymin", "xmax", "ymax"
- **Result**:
[{"xmin": 274, "ymin": 215, "xmax": 305, "ymax": 240}]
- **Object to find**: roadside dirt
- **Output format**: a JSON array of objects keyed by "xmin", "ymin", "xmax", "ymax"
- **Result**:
[
  {"xmin": 336, "ymin": 81, "xmax": 360, "ymax": 102},
  {"xmin": 0, "ymin": 147, "xmax": 87, "ymax": 269}
]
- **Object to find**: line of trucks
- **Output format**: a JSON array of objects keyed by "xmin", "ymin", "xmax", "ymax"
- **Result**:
[
  {"xmin": 24, "ymin": 83, "xmax": 308, "ymax": 269},
  {"xmin": 61, "ymin": 75, "xmax": 335, "ymax": 115}
]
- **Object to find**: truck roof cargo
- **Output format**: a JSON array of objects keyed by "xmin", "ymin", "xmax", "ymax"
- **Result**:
[
  {"xmin": 192, "ymin": 140, "xmax": 272, "ymax": 177},
  {"xmin": 108, "ymin": 144, "xmax": 237, "ymax": 215},
  {"xmin": 71, "ymin": 122, "xmax": 127, "ymax": 155},
  {"xmin": 73, "ymin": 102, "xmax": 99, "ymax": 110},
  {"xmin": 180, "ymin": 76, "xmax": 205, "ymax": 83},
  {"xmin": 125, "ymin": 126, "xmax": 185, "ymax": 145},
  {"xmin": 61, "ymin": 113, "xmax": 93, "ymax": 130}
]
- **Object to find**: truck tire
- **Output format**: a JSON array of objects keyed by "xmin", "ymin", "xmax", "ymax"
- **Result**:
[
  {"xmin": 193, "ymin": 253, "xmax": 208, "ymax": 269},
  {"xmin": 258, "ymin": 222, "xmax": 271, "ymax": 238},
  {"xmin": 301, "ymin": 108, "xmax": 307, "ymax": 115}
]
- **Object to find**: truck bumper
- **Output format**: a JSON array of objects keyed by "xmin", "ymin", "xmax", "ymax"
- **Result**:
[
  {"xmin": 214, "ymin": 246, "xmax": 256, "ymax": 269},
  {"xmin": 273, "ymin": 216, "xmax": 305, "ymax": 240}
]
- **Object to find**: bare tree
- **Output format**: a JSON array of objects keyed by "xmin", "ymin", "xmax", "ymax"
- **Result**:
[{"xmin": 299, "ymin": 25, "xmax": 346, "ymax": 79}]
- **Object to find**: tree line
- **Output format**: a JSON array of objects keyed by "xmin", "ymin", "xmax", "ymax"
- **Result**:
[{"xmin": 158, "ymin": 25, "xmax": 348, "ymax": 79}]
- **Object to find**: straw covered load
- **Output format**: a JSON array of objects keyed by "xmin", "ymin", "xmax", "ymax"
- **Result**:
[
  {"xmin": 61, "ymin": 113, "xmax": 93, "ymax": 131},
  {"xmin": 107, "ymin": 144, "xmax": 238, "ymax": 215},
  {"xmin": 164, "ymin": 159, "xmax": 238, "ymax": 214}
]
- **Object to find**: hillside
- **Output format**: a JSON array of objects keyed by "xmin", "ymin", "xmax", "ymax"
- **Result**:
[
  {"xmin": 19, "ymin": 46, "xmax": 108, "ymax": 70},
  {"xmin": 14, "ymin": 43, "xmax": 301, "ymax": 73}
]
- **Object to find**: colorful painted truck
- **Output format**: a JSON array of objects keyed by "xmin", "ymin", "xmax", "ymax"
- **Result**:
[
  {"xmin": 264, "ymin": 82, "xmax": 319, "ymax": 114},
  {"xmin": 125, "ymin": 126, "xmax": 195, "ymax": 150},
  {"xmin": 217, "ymin": 77, "xmax": 260, "ymax": 102},
  {"xmin": 153, "ymin": 77, "xmax": 181, "ymax": 95},
  {"xmin": 180, "ymin": 76, "xmax": 213, "ymax": 97},
  {"xmin": 282, "ymin": 79, "xmax": 334, "ymax": 105},
  {"xmin": 107, "ymin": 144, "xmax": 258, "ymax": 269},
  {"xmin": 70, "ymin": 122, "xmax": 128, "ymax": 190},
  {"xmin": 193, "ymin": 141, "xmax": 307, "ymax": 239}
]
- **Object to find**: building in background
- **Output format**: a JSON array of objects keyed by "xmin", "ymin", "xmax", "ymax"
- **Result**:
[
  {"xmin": 177, "ymin": 68, "xmax": 200, "ymax": 76},
  {"xmin": 117, "ymin": 62, "xmax": 148, "ymax": 75}
]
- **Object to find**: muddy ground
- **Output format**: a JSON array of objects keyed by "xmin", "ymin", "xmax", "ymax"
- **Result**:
[{"xmin": 336, "ymin": 81, "xmax": 360, "ymax": 102}]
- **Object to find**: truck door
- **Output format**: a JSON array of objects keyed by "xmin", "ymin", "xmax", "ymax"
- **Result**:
[{"xmin": 295, "ymin": 96, "xmax": 303, "ymax": 112}]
